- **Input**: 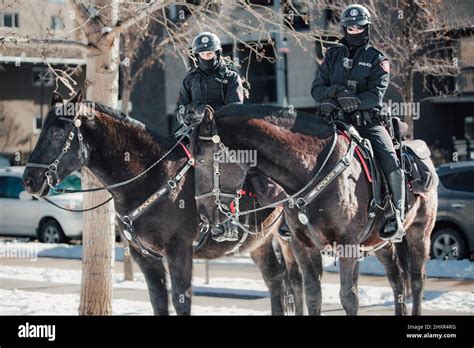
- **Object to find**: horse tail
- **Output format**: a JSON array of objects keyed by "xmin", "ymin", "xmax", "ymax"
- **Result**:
[{"xmin": 394, "ymin": 237, "xmax": 412, "ymax": 298}]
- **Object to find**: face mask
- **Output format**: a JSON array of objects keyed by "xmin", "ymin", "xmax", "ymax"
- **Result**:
[
  {"xmin": 197, "ymin": 55, "xmax": 218, "ymax": 71},
  {"xmin": 344, "ymin": 26, "xmax": 369, "ymax": 47}
]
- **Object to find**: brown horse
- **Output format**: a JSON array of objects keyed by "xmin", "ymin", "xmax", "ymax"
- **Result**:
[
  {"xmin": 196, "ymin": 103, "xmax": 438, "ymax": 315},
  {"xmin": 22, "ymin": 92, "xmax": 303, "ymax": 315}
]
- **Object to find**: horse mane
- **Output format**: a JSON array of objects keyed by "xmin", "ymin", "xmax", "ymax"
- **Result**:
[
  {"xmin": 215, "ymin": 103, "xmax": 331, "ymax": 138},
  {"xmin": 89, "ymin": 101, "xmax": 174, "ymax": 147}
]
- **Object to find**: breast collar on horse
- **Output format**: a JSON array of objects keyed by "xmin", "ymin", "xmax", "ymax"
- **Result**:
[{"xmin": 25, "ymin": 104, "xmax": 195, "ymax": 260}]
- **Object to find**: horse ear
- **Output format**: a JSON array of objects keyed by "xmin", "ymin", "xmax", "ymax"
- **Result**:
[
  {"xmin": 50, "ymin": 92, "xmax": 63, "ymax": 106},
  {"xmin": 70, "ymin": 90, "xmax": 83, "ymax": 104},
  {"xmin": 204, "ymin": 105, "xmax": 214, "ymax": 122}
]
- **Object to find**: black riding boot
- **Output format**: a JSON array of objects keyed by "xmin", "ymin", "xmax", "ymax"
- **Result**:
[
  {"xmin": 211, "ymin": 220, "xmax": 239, "ymax": 242},
  {"xmin": 379, "ymin": 168, "xmax": 406, "ymax": 242},
  {"xmin": 278, "ymin": 219, "xmax": 292, "ymax": 241}
]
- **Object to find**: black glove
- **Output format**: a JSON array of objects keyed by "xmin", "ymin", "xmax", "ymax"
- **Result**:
[
  {"xmin": 179, "ymin": 102, "xmax": 207, "ymax": 127},
  {"xmin": 327, "ymin": 84, "xmax": 346, "ymax": 99},
  {"xmin": 319, "ymin": 99, "xmax": 339, "ymax": 116},
  {"xmin": 335, "ymin": 89, "xmax": 360, "ymax": 112}
]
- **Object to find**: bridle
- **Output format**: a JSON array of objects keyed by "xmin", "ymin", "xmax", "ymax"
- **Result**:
[
  {"xmin": 193, "ymin": 106, "xmax": 252, "ymax": 233},
  {"xmin": 26, "ymin": 114, "xmax": 87, "ymax": 191}
]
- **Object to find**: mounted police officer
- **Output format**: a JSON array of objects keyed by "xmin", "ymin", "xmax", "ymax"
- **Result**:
[
  {"xmin": 311, "ymin": 4, "xmax": 406, "ymax": 242},
  {"xmin": 174, "ymin": 32, "xmax": 244, "ymax": 127},
  {"xmin": 175, "ymin": 32, "xmax": 244, "ymax": 242}
]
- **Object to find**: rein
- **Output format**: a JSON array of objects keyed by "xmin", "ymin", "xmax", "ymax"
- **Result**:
[{"xmin": 26, "ymin": 108, "xmax": 193, "ymax": 212}]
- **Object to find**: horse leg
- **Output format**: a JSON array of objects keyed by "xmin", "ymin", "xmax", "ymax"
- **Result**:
[
  {"xmin": 280, "ymin": 239, "xmax": 304, "ymax": 315},
  {"xmin": 406, "ymin": 224, "xmax": 431, "ymax": 316},
  {"xmin": 374, "ymin": 247, "xmax": 408, "ymax": 315},
  {"xmin": 291, "ymin": 233, "xmax": 323, "ymax": 315},
  {"xmin": 131, "ymin": 247, "xmax": 169, "ymax": 315},
  {"xmin": 166, "ymin": 239, "xmax": 194, "ymax": 315},
  {"xmin": 250, "ymin": 237, "xmax": 284, "ymax": 315},
  {"xmin": 339, "ymin": 257, "xmax": 359, "ymax": 315}
]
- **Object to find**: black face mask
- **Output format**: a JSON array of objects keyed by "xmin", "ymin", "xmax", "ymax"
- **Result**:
[
  {"xmin": 197, "ymin": 55, "xmax": 219, "ymax": 71},
  {"xmin": 344, "ymin": 26, "xmax": 369, "ymax": 47}
]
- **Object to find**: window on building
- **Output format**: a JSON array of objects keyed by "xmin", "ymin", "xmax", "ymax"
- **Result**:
[
  {"xmin": 465, "ymin": 116, "xmax": 474, "ymax": 140},
  {"xmin": 237, "ymin": 42, "xmax": 276, "ymax": 103},
  {"xmin": 0, "ymin": 12, "xmax": 19, "ymax": 27},
  {"xmin": 51, "ymin": 16, "xmax": 64, "ymax": 31},
  {"xmin": 244, "ymin": 0, "xmax": 274, "ymax": 5},
  {"xmin": 32, "ymin": 67, "xmax": 54, "ymax": 87}
]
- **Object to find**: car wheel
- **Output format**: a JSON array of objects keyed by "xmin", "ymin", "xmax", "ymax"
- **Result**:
[
  {"xmin": 39, "ymin": 220, "xmax": 66, "ymax": 244},
  {"xmin": 430, "ymin": 228, "xmax": 468, "ymax": 260}
]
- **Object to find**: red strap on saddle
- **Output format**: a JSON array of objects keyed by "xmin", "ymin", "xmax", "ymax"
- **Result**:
[
  {"xmin": 338, "ymin": 130, "xmax": 373, "ymax": 183},
  {"xmin": 230, "ymin": 189, "xmax": 257, "ymax": 214},
  {"xmin": 238, "ymin": 189, "xmax": 257, "ymax": 198}
]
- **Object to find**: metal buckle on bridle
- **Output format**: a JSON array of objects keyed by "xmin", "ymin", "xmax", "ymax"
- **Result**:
[
  {"xmin": 294, "ymin": 197, "xmax": 308, "ymax": 210},
  {"xmin": 121, "ymin": 215, "xmax": 134, "ymax": 241}
]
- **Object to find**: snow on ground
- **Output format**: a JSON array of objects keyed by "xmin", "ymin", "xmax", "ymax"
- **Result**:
[
  {"xmin": 0, "ymin": 266, "xmax": 472, "ymax": 313},
  {"xmin": 323, "ymin": 255, "xmax": 474, "ymax": 280},
  {"xmin": 2, "ymin": 240, "xmax": 473, "ymax": 279},
  {"xmin": 0, "ymin": 289, "xmax": 269, "ymax": 316}
]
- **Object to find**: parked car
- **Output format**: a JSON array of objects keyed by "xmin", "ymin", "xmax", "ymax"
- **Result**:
[
  {"xmin": 433, "ymin": 161, "xmax": 474, "ymax": 260},
  {"xmin": 0, "ymin": 156, "xmax": 10, "ymax": 167},
  {"xmin": 0, "ymin": 166, "xmax": 83, "ymax": 243}
]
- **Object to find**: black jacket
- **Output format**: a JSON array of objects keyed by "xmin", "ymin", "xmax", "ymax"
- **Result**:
[
  {"xmin": 176, "ymin": 63, "xmax": 244, "ymax": 111},
  {"xmin": 311, "ymin": 39, "xmax": 389, "ymax": 112}
]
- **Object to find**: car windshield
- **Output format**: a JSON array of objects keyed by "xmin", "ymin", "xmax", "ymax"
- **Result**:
[{"xmin": 48, "ymin": 173, "xmax": 82, "ymax": 195}]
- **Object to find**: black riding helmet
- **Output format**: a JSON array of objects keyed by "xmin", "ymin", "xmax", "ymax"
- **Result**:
[
  {"xmin": 192, "ymin": 32, "xmax": 222, "ymax": 70},
  {"xmin": 340, "ymin": 4, "xmax": 372, "ymax": 47},
  {"xmin": 340, "ymin": 4, "xmax": 372, "ymax": 28}
]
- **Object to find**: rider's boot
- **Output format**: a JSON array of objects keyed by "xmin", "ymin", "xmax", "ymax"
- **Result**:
[
  {"xmin": 379, "ymin": 168, "xmax": 406, "ymax": 243},
  {"xmin": 277, "ymin": 218, "xmax": 292, "ymax": 241}
]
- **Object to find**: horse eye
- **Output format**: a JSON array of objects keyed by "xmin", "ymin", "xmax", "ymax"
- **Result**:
[{"xmin": 51, "ymin": 128, "xmax": 65, "ymax": 139}]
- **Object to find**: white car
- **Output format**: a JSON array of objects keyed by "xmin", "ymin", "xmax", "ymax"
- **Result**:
[{"xmin": 0, "ymin": 167, "xmax": 83, "ymax": 243}]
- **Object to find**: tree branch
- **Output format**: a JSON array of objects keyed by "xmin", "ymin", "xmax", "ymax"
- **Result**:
[{"xmin": 107, "ymin": 0, "xmax": 166, "ymax": 40}]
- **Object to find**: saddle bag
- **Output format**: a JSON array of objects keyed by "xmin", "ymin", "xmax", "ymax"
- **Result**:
[{"xmin": 402, "ymin": 139, "xmax": 438, "ymax": 195}]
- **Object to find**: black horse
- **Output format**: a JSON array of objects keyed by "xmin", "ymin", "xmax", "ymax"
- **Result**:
[
  {"xmin": 196, "ymin": 103, "xmax": 438, "ymax": 316},
  {"xmin": 22, "ymin": 91, "xmax": 303, "ymax": 315}
]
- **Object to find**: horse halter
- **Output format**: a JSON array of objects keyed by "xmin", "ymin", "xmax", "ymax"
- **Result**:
[
  {"xmin": 194, "ymin": 117, "xmax": 248, "ymax": 223},
  {"xmin": 26, "ymin": 113, "xmax": 87, "ymax": 190}
]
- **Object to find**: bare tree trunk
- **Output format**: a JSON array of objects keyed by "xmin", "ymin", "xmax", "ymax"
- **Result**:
[
  {"xmin": 79, "ymin": 0, "xmax": 120, "ymax": 316},
  {"xmin": 401, "ymin": 71, "xmax": 415, "ymax": 140}
]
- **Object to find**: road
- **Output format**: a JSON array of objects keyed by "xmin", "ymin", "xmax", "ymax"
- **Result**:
[{"xmin": 1, "ymin": 256, "xmax": 472, "ymax": 315}]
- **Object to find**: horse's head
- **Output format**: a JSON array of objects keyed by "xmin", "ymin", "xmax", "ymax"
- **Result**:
[
  {"xmin": 192, "ymin": 106, "xmax": 248, "ymax": 227},
  {"xmin": 22, "ymin": 91, "xmax": 91, "ymax": 197}
]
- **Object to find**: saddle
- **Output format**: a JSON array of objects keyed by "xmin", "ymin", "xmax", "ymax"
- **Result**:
[{"xmin": 334, "ymin": 118, "xmax": 437, "ymax": 205}]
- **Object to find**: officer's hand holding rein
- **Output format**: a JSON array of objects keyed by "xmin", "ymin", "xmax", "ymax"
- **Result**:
[{"xmin": 335, "ymin": 89, "xmax": 360, "ymax": 112}]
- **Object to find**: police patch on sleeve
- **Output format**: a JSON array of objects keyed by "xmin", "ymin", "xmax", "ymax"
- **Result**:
[{"xmin": 380, "ymin": 60, "xmax": 390, "ymax": 73}]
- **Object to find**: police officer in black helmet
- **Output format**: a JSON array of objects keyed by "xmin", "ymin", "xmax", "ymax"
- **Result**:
[
  {"xmin": 175, "ymin": 32, "xmax": 244, "ymax": 242},
  {"xmin": 174, "ymin": 32, "xmax": 244, "ymax": 127},
  {"xmin": 311, "ymin": 4, "xmax": 406, "ymax": 242}
]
